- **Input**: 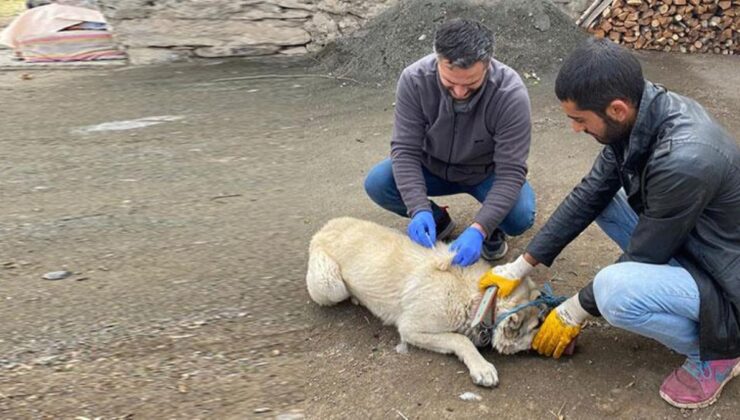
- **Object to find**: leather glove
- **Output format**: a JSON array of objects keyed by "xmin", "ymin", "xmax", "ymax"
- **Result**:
[
  {"xmin": 532, "ymin": 294, "xmax": 590, "ymax": 358},
  {"xmin": 449, "ymin": 227, "xmax": 485, "ymax": 267},
  {"xmin": 407, "ymin": 210, "xmax": 436, "ymax": 248},
  {"xmin": 478, "ymin": 255, "xmax": 534, "ymax": 297}
]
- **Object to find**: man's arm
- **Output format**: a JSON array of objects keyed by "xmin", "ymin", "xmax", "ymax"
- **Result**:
[
  {"xmin": 526, "ymin": 146, "xmax": 622, "ymax": 267},
  {"xmin": 390, "ymin": 71, "xmax": 430, "ymax": 217},
  {"xmin": 473, "ymin": 86, "xmax": 531, "ymax": 235},
  {"xmin": 578, "ymin": 148, "xmax": 719, "ymax": 316},
  {"xmin": 623, "ymin": 156, "xmax": 717, "ymax": 263}
]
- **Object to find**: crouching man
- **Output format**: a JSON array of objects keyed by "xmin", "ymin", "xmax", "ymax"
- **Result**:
[{"xmin": 480, "ymin": 38, "xmax": 740, "ymax": 408}]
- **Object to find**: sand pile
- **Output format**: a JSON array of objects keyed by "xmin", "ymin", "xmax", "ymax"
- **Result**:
[{"xmin": 316, "ymin": 0, "xmax": 587, "ymax": 84}]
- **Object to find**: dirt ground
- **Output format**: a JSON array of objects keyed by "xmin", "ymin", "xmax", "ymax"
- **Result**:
[{"xmin": 0, "ymin": 51, "xmax": 738, "ymax": 419}]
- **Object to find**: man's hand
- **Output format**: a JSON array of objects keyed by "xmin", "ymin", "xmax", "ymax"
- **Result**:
[
  {"xmin": 407, "ymin": 210, "xmax": 436, "ymax": 248},
  {"xmin": 449, "ymin": 227, "xmax": 485, "ymax": 266},
  {"xmin": 532, "ymin": 294, "xmax": 590, "ymax": 358},
  {"xmin": 478, "ymin": 255, "xmax": 534, "ymax": 297}
]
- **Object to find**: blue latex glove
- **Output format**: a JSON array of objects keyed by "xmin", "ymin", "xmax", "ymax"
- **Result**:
[
  {"xmin": 449, "ymin": 227, "xmax": 485, "ymax": 266},
  {"xmin": 407, "ymin": 210, "xmax": 436, "ymax": 248}
]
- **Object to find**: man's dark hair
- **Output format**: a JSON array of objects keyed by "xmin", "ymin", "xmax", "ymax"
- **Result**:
[
  {"xmin": 434, "ymin": 19, "xmax": 494, "ymax": 68},
  {"xmin": 26, "ymin": 0, "xmax": 52, "ymax": 8},
  {"xmin": 555, "ymin": 38, "xmax": 645, "ymax": 114}
]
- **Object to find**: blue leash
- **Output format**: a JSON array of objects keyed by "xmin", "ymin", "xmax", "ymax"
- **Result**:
[{"xmin": 491, "ymin": 283, "xmax": 567, "ymax": 330}]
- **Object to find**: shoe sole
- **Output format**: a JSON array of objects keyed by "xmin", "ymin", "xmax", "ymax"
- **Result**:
[
  {"xmin": 481, "ymin": 240, "xmax": 509, "ymax": 262},
  {"xmin": 659, "ymin": 361, "xmax": 740, "ymax": 409},
  {"xmin": 437, "ymin": 219, "xmax": 456, "ymax": 242}
]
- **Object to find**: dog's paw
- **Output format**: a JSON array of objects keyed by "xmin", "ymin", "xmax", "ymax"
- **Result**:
[
  {"xmin": 395, "ymin": 342, "xmax": 409, "ymax": 354},
  {"xmin": 469, "ymin": 360, "xmax": 499, "ymax": 387}
]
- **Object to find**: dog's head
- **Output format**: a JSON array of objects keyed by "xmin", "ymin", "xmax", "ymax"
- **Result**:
[{"xmin": 490, "ymin": 278, "xmax": 548, "ymax": 355}]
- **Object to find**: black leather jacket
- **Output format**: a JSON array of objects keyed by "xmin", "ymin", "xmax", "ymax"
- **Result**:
[{"xmin": 527, "ymin": 81, "xmax": 740, "ymax": 360}]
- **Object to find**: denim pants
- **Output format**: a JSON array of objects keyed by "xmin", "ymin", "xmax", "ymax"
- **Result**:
[
  {"xmin": 593, "ymin": 189, "xmax": 701, "ymax": 360},
  {"xmin": 364, "ymin": 158, "xmax": 536, "ymax": 236}
]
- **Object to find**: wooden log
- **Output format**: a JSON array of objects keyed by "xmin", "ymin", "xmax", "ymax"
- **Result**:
[
  {"xmin": 602, "ymin": 21, "xmax": 614, "ymax": 32},
  {"xmin": 674, "ymin": 0, "xmax": 687, "ymax": 5},
  {"xmin": 635, "ymin": 36, "xmax": 648, "ymax": 48},
  {"xmin": 720, "ymin": 28, "xmax": 733, "ymax": 42},
  {"xmin": 718, "ymin": 0, "xmax": 731, "ymax": 9},
  {"xmin": 593, "ymin": 28, "xmax": 607, "ymax": 38},
  {"xmin": 626, "ymin": 0, "xmax": 642, "ymax": 5},
  {"xmin": 688, "ymin": 0, "xmax": 700, "ymax": 5},
  {"xmin": 658, "ymin": 4, "xmax": 670, "ymax": 14}
]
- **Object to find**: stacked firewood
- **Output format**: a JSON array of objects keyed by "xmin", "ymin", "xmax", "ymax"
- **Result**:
[{"xmin": 579, "ymin": 0, "xmax": 738, "ymax": 54}]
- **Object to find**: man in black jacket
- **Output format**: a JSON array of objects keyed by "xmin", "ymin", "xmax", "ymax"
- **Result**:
[{"xmin": 479, "ymin": 38, "xmax": 740, "ymax": 408}]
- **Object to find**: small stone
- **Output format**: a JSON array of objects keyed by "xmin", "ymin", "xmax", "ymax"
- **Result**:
[
  {"xmin": 254, "ymin": 407, "xmax": 272, "ymax": 414},
  {"xmin": 276, "ymin": 411, "xmax": 305, "ymax": 420},
  {"xmin": 42, "ymin": 271, "xmax": 72, "ymax": 280},
  {"xmin": 459, "ymin": 392, "xmax": 482, "ymax": 401},
  {"xmin": 418, "ymin": 34, "xmax": 427, "ymax": 41},
  {"xmin": 271, "ymin": 349, "xmax": 281, "ymax": 356}
]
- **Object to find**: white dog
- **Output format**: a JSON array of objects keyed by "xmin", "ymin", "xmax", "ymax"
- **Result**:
[{"xmin": 306, "ymin": 217, "xmax": 547, "ymax": 387}]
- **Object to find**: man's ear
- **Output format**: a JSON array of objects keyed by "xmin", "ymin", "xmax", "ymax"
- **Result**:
[{"xmin": 605, "ymin": 99, "xmax": 632, "ymax": 123}]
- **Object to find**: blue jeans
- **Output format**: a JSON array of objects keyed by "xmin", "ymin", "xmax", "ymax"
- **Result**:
[
  {"xmin": 364, "ymin": 158, "xmax": 536, "ymax": 236},
  {"xmin": 593, "ymin": 190, "xmax": 700, "ymax": 360}
]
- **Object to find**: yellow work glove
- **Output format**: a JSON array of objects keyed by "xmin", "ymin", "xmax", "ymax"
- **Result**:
[
  {"xmin": 478, "ymin": 255, "xmax": 534, "ymax": 297},
  {"xmin": 532, "ymin": 294, "xmax": 590, "ymax": 358}
]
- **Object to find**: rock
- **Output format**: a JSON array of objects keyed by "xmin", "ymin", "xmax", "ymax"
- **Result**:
[
  {"xmin": 114, "ymin": 19, "xmax": 310, "ymax": 48},
  {"xmin": 254, "ymin": 407, "xmax": 272, "ymax": 413},
  {"xmin": 42, "ymin": 271, "xmax": 72, "ymax": 280},
  {"xmin": 279, "ymin": 46, "xmax": 309, "ymax": 55},
  {"xmin": 126, "ymin": 48, "xmax": 192, "ymax": 65},
  {"xmin": 194, "ymin": 45, "xmax": 280, "ymax": 58},
  {"xmin": 276, "ymin": 410, "xmax": 305, "ymax": 420},
  {"xmin": 459, "ymin": 392, "xmax": 483, "ymax": 401},
  {"xmin": 534, "ymin": 13, "xmax": 551, "ymax": 31}
]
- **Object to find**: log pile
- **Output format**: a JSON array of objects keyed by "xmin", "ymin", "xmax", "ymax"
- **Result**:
[{"xmin": 579, "ymin": 0, "xmax": 738, "ymax": 54}]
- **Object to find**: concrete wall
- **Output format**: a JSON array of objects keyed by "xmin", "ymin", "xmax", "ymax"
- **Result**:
[{"xmin": 94, "ymin": 0, "xmax": 590, "ymax": 64}]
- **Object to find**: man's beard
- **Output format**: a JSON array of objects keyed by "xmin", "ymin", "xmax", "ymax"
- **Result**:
[{"xmin": 590, "ymin": 115, "xmax": 632, "ymax": 145}]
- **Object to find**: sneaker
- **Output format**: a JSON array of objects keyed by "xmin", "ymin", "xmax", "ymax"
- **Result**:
[
  {"xmin": 434, "ymin": 206, "xmax": 456, "ymax": 241},
  {"xmin": 659, "ymin": 357, "xmax": 740, "ymax": 409},
  {"xmin": 481, "ymin": 228, "xmax": 508, "ymax": 261}
]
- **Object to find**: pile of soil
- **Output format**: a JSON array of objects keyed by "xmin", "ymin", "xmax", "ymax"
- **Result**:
[{"xmin": 316, "ymin": 0, "xmax": 587, "ymax": 84}]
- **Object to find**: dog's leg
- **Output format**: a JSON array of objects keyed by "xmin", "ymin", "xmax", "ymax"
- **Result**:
[
  {"xmin": 399, "ymin": 330, "xmax": 499, "ymax": 387},
  {"xmin": 306, "ymin": 247, "xmax": 350, "ymax": 306}
]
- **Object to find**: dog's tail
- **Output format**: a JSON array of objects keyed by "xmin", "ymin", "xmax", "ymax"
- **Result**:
[{"xmin": 306, "ymin": 245, "xmax": 350, "ymax": 306}]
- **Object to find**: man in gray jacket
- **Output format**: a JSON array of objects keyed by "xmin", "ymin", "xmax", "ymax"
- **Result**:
[
  {"xmin": 480, "ymin": 38, "xmax": 740, "ymax": 408},
  {"xmin": 365, "ymin": 19, "xmax": 535, "ymax": 266}
]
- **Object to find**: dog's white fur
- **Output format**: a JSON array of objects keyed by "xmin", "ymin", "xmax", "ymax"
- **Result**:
[{"xmin": 306, "ymin": 217, "xmax": 545, "ymax": 387}]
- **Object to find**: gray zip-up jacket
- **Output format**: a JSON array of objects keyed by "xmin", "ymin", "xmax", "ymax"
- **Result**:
[
  {"xmin": 527, "ymin": 81, "xmax": 740, "ymax": 360},
  {"xmin": 390, "ymin": 54, "xmax": 532, "ymax": 235}
]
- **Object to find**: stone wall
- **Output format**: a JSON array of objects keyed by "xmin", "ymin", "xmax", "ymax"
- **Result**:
[
  {"xmin": 94, "ymin": 0, "xmax": 397, "ymax": 64},
  {"xmin": 94, "ymin": 0, "xmax": 590, "ymax": 64}
]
